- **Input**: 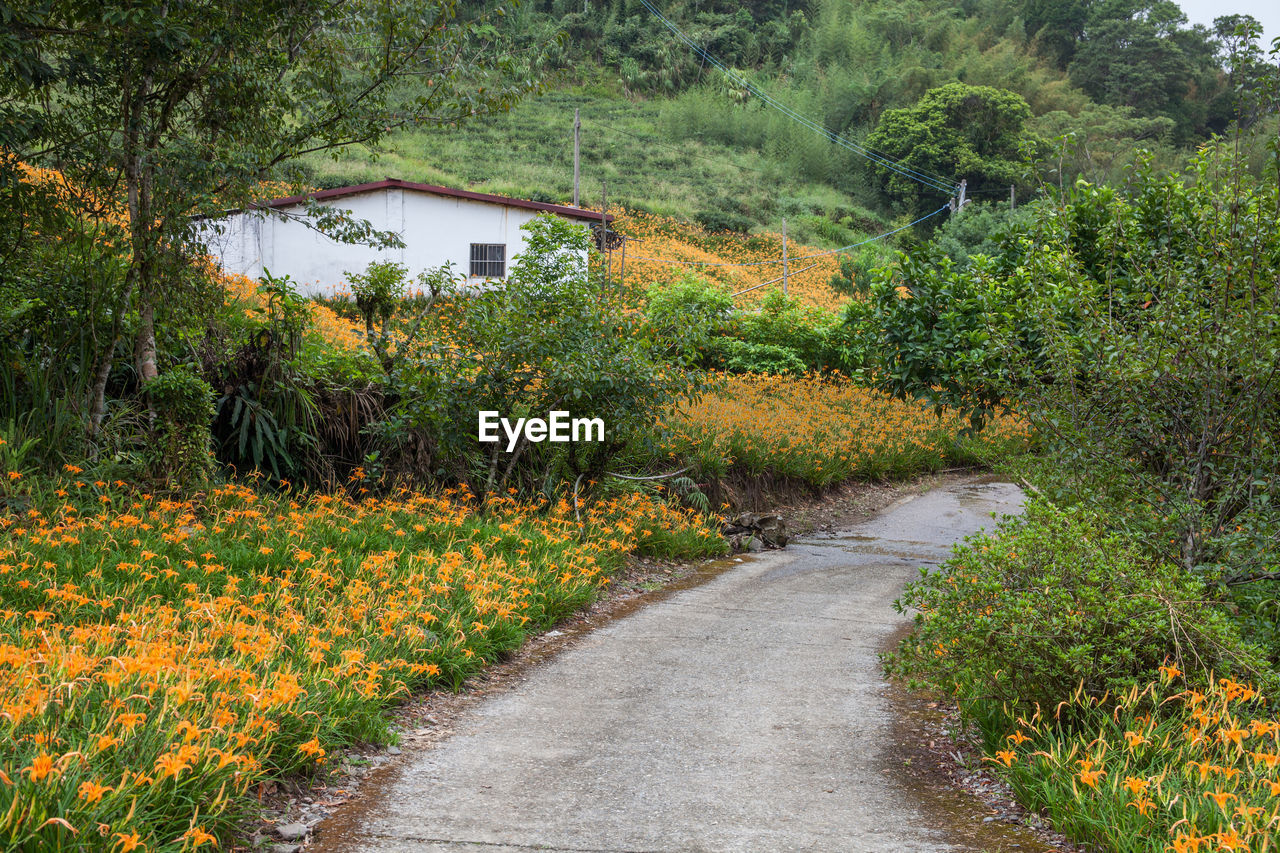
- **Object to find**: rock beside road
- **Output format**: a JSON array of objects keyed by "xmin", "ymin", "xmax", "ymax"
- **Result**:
[{"xmin": 721, "ymin": 511, "xmax": 789, "ymax": 550}]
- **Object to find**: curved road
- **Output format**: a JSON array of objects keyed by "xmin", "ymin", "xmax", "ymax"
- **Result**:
[{"xmin": 315, "ymin": 480, "xmax": 1031, "ymax": 853}]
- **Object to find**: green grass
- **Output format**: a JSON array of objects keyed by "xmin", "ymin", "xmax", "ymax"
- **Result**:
[{"xmin": 298, "ymin": 78, "xmax": 887, "ymax": 243}]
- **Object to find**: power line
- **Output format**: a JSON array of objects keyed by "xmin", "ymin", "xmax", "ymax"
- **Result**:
[
  {"xmin": 731, "ymin": 262, "xmax": 821, "ymax": 297},
  {"xmin": 636, "ymin": 0, "xmax": 958, "ymax": 195},
  {"xmin": 789, "ymin": 205, "xmax": 951, "ymax": 260},
  {"xmin": 624, "ymin": 204, "xmax": 950, "ymax": 268}
]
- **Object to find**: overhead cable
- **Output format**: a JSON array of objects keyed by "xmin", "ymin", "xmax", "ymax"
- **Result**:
[
  {"xmin": 636, "ymin": 0, "xmax": 957, "ymax": 195},
  {"xmin": 624, "ymin": 204, "xmax": 950, "ymax": 268}
]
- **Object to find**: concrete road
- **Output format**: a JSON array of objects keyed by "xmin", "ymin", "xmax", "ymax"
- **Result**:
[{"xmin": 316, "ymin": 480, "xmax": 1026, "ymax": 853}]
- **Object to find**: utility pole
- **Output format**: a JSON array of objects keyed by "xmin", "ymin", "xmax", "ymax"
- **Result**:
[
  {"xmin": 573, "ymin": 108, "xmax": 581, "ymax": 208},
  {"xmin": 958, "ymin": 178, "xmax": 968, "ymax": 210},
  {"xmin": 1010, "ymin": 184, "xmax": 1016, "ymax": 210},
  {"xmin": 602, "ymin": 180, "xmax": 610, "ymax": 283},
  {"xmin": 619, "ymin": 234, "xmax": 627, "ymax": 292},
  {"xmin": 782, "ymin": 217, "xmax": 789, "ymax": 297}
]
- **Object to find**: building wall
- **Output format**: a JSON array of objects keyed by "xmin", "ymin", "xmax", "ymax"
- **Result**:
[{"xmin": 200, "ymin": 188, "xmax": 578, "ymax": 296}]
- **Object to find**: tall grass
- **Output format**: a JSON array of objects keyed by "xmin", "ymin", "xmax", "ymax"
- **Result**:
[{"xmin": 297, "ymin": 84, "xmax": 867, "ymax": 240}]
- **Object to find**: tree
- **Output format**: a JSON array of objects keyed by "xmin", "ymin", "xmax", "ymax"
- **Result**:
[
  {"xmin": 871, "ymin": 138, "xmax": 1280, "ymax": 584},
  {"xmin": 383, "ymin": 215, "xmax": 698, "ymax": 495},
  {"xmin": 1006, "ymin": 149, "xmax": 1280, "ymax": 585},
  {"xmin": 863, "ymin": 83, "xmax": 1044, "ymax": 218},
  {"xmin": 1031, "ymin": 102, "xmax": 1176, "ymax": 187},
  {"xmin": 1211, "ymin": 14, "xmax": 1276, "ymax": 130},
  {"xmin": 1021, "ymin": 0, "xmax": 1092, "ymax": 68},
  {"xmin": 0, "ymin": 0, "xmax": 542, "ymax": 441},
  {"xmin": 1067, "ymin": 1, "xmax": 1225, "ymax": 141}
]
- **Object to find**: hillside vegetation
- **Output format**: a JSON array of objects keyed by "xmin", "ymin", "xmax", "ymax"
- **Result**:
[{"xmin": 304, "ymin": 0, "xmax": 1253, "ymax": 240}]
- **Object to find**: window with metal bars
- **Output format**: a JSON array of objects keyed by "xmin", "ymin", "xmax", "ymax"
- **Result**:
[{"xmin": 469, "ymin": 243, "xmax": 505, "ymax": 278}]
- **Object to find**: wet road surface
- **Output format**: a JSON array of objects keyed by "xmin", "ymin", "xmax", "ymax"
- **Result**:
[{"xmin": 313, "ymin": 480, "xmax": 1037, "ymax": 852}]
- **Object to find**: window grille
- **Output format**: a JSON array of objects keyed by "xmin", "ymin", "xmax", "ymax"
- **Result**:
[{"xmin": 469, "ymin": 243, "xmax": 505, "ymax": 278}]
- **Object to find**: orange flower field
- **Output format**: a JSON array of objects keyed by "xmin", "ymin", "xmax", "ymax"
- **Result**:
[
  {"xmin": 219, "ymin": 270, "xmax": 365, "ymax": 351},
  {"xmin": 602, "ymin": 209, "xmax": 848, "ymax": 312},
  {"xmin": 991, "ymin": 667, "xmax": 1280, "ymax": 853},
  {"xmin": 659, "ymin": 373, "xmax": 1034, "ymax": 487},
  {"xmin": 0, "ymin": 478, "xmax": 722, "ymax": 851}
]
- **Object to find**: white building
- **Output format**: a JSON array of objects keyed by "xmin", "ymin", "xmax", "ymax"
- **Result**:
[{"xmin": 199, "ymin": 178, "xmax": 610, "ymax": 295}]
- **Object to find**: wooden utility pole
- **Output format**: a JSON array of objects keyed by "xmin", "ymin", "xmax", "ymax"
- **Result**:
[
  {"xmin": 782, "ymin": 217, "xmax": 788, "ymax": 297},
  {"xmin": 573, "ymin": 108, "xmax": 581, "ymax": 207},
  {"xmin": 619, "ymin": 234, "xmax": 627, "ymax": 292},
  {"xmin": 1010, "ymin": 184, "xmax": 1016, "ymax": 210},
  {"xmin": 602, "ymin": 181, "xmax": 610, "ymax": 282},
  {"xmin": 958, "ymin": 178, "xmax": 968, "ymax": 210}
]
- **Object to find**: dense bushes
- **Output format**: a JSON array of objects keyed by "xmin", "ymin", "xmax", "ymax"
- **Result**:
[
  {"xmin": 642, "ymin": 275, "xmax": 869, "ymax": 376},
  {"xmin": 707, "ymin": 338, "xmax": 807, "ymax": 374},
  {"xmin": 694, "ymin": 208, "xmax": 755, "ymax": 234},
  {"xmin": 875, "ymin": 81, "xmax": 1280, "ymax": 850},
  {"xmin": 867, "ymin": 139, "xmax": 1280, "ymax": 586},
  {"xmin": 143, "ymin": 366, "xmax": 216, "ymax": 485},
  {"xmin": 513, "ymin": 0, "xmax": 809, "ymax": 95},
  {"xmin": 886, "ymin": 501, "xmax": 1275, "ymax": 720},
  {"xmin": 380, "ymin": 216, "xmax": 698, "ymax": 495}
]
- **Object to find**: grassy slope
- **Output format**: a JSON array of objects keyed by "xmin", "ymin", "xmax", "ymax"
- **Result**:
[
  {"xmin": 294, "ymin": 0, "xmax": 1121, "ymax": 300},
  {"xmin": 300, "ymin": 77, "xmax": 886, "ymax": 249},
  {"xmin": 301, "ymin": 77, "xmax": 901, "ymax": 311}
]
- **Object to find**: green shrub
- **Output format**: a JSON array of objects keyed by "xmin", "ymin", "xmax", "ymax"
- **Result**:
[
  {"xmin": 145, "ymin": 366, "xmax": 217, "ymax": 485},
  {"xmin": 209, "ymin": 274, "xmax": 325, "ymax": 484},
  {"xmin": 646, "ymin": 276, "xmax": 870, "ymax": 376},
  {"xmin": 345, "ymin": 260, "xmax": 408, "ymax": 338},
  {"xmin": 928, "ymin": 200, "xmax": 1037, "ymax": 268},
  {"xmin": 734, "ymin": 289, "xmax": 834, "ymax": 369},
  {"xmin": 797, "ymin": 213, "xmax": 854, "ymax": 247},
  {"xmin": 708, "ymin": 338, "xmax": 807, "ymax": 374},
  {"xmin": 885, "ymin": 501, "xmax": 1275, "ymax": 722},
  {"xmin": 827, "ymin": 246, "xmax": 888, "ymax": 297},
  {"xmin": 644, "ymin": 273, "xmax": 734, "ymax": 366},
  {"xmin": 694, "ymin": 208, "xmax": 754, "ymax": 234},
  {"xmin": 1229, "ymin": 580, "xmax": 1280, "ymax": 669},
  {"xmin": 824, "ymin": 299, "xmax": 875, "ymax": 378},
  {"xmin": 386, "ymin": 215, "xmax": 698, "ymax": 496}
]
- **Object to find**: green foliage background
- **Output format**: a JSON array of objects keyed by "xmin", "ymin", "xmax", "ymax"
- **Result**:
[{"xmin": 302, "ymin": 0, "xmax": 1268, "ymax": 238}]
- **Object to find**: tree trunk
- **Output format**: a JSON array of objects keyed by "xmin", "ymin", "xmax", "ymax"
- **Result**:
[
  {"xmin": 87, "ymin": 341, "xmax": 117, "ymax": 439},
  {"xmin": 122, "ymin": 52, "xmax": 157, "ymax": 387},
  {"xmin": 134, "ymin": 295, "xmax": 158, "ymax": 385}
]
